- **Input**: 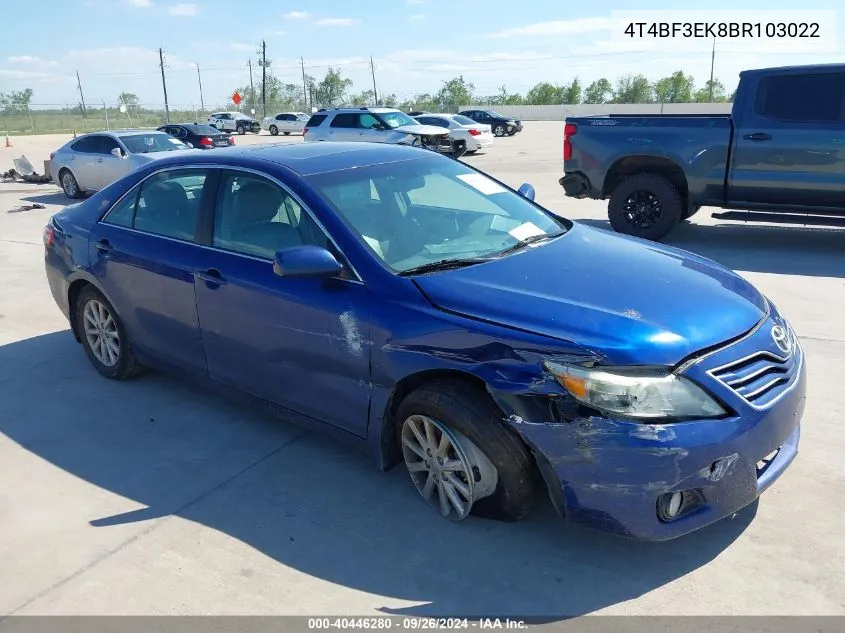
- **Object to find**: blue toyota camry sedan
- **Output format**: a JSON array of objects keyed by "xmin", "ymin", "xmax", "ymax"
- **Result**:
[{"xmin": 43, "ymin": 142, "xmax": 806, "ymax": 541}]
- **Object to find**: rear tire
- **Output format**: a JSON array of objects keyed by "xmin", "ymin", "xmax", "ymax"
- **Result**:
[
  {"xmin": 395, "ymin": 381, "xmax": 537, "ymax": 522},
  {"xmin": 269, "ymin": 125, "xmax": 278, "ymax": 136},
  {"xmin": 59, "ymin": 169, "xmax": 83, "ymax": 199},
  {"xmin": 75, "ymin": 286, "xmax": 141, "ymax": 381},
  {"xmin": 607, "ymin": 173, "xmax": 682, "ymax": 241},
  {"xmin": 237, "ymin": 125, "xmax": 246, "ymax": 135}
]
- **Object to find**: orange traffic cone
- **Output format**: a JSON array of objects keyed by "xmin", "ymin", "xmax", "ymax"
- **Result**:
[{"xmin": 4, "ymin": 134, "xmax": 11, "ymax": 148}]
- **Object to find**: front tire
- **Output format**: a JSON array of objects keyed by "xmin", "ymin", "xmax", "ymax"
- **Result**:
[
  {"xmin": 237, "ymin": 125, "xmax": 246, "ymax": 135},
  {"xmin": 396, "ymin": 381, "xmax": 537, "ymax": 522},
  {"xmin": 60, "ymin": 169, "xmax": 83, "ymax": 199},
  {"xmin": 269, "ymin": 125, "xmax": 278, "ymax": 136},
  {"xmin": 493, "ymin": 124, "xmax": 506, "ymax": 137},
  {"xmin": 75, "ymin": 286, "xmax": 140, "ymax": 380},
  {"xmin": 607, "ymin": 173, "xmax": 682, "ymax": 241}
]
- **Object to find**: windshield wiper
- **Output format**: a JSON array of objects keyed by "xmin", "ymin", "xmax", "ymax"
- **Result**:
[
  {"xmin": 495, "ymin": 231, "xmax": 565, "ymax": 257},
  {"xmin": 398, "ymin": 257, "xmax": 492, "ymax": 277}
]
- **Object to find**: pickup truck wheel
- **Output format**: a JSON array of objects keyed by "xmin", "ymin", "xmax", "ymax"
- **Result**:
[
  {"xmin": 608, "ymin": 173, "xmax": 682, "ymax": 241},
  {"xmin": 396, "ymin": 381, "xmax": 537, "ymax": 522}
]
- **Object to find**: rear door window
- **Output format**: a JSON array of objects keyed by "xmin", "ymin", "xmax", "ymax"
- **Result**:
[
  {"xmin": 756, "ymin": 73, "xmax": 845, "ymax": 122},
  {"xmin": 330, "ymin": 113, "xmax": 358, "ymax": 128}
]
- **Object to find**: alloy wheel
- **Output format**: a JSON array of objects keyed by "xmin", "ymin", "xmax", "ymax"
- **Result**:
[
  {"xmin": 83, "ymin": 299, "xmax": 120, "ymax": 367},
  {"xmin": 622, "ymin": 189, "xmax": 663, "ymax": 229},
  {"xmin": 62, "ymin": 172, "xmax": 77, "ymax": 197},
  {"xmin": 401, "ymin": 414, "xmax": 496, "ymax": 520}
]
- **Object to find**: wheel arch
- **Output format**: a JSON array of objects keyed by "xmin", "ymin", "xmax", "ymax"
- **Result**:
[
  {"xmin": 603, "ymin": 155, "xmax": 688, "ymax": 203},
  {"xmin": 66, "ymin": 274, "xmax": 115, "ymax": 343}
]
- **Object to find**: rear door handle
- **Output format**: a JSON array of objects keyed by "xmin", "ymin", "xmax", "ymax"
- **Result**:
[
  {"xmin": 196, "ymin": 268, "xmax": 227, "ymax": 285},
  {"xmin": 94, "ymin": 238, "xmax": 113, "ymax": 253},
  {"xmin": 743, "ymin": 132, "xmax": 772, "ymax": 141}
]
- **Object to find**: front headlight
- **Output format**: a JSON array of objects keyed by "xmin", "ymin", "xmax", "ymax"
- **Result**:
[{"xmin": 544, "ymin": 361, "xmax": 726, "ymax": 420}]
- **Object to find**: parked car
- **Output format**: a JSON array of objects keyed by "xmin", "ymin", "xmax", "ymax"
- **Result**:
[
  {"xmin": 304, "ymin": 107, "xmax": 466, "ymax": 157},
  {"xmin": 43, "ymin": 142, "xmax": 805, "ymax": 541},
  {"xmin": 413, "ymin": 113, "xmax": 494, "ymax": 153},
  {"xmin": 157, "ymin": 123, "xmax": 235, "ymax": 149},
  {"xmin": 561, "ymin": 63, "xmax": 845, "ymax": 241},
  {"xmin": 50, "ymin": 130, "xmax": 191, "ymax": 199},
  {"xmin": 207, "ymin": 112, "xmax": 261, "ymax": 135},
  {"xmin": 458, "ymin": 109, "xmax": 523, "ymax": 137},
  {"xmin": 263, "ymin": 112, "xmax": 309, "ymax": 135}
]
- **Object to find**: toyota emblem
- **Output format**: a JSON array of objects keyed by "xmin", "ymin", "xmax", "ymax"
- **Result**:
[{"xmin": 771, "ymin": 325, "xmax": 793, "ymax": 355}]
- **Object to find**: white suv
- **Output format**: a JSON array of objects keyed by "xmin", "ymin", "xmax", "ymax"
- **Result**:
[
  {"xmin": 207, "ymin": 112, "xmax": 261, "ymax": 135},
  {"xmin": 303, "ymin": 107, "xmax": 466, "ymax": 157}
]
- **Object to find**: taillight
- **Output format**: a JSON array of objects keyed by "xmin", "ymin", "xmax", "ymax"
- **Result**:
[
  {"xmin": 228, "ymin": 136, "xmax": 235, "ymax": 145},
  {"xmin": 200, "ymin": 137, "xmax": 213, "ymax": 147},
  {"xmin": 43, "ymin": 224, "xmax": 55, "ymax": 248},
  {"xmin": 468, "ymin": 129, "xmax": 481, "ymax": 136},
  {"xmin": 564, "ymin": 123, "xmax": 577, "ymax": 161}
]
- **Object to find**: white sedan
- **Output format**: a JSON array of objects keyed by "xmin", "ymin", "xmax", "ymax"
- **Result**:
[
  {"xmin": 412, "ymin": 113, "xmax": 494, "ymax": 153},
  {"xmin": 263, "ymin": 112, "xmax": 309, "ymax": 136}
]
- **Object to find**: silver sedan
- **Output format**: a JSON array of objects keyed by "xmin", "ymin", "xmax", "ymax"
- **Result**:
[{"xmin": 50, "ymin": 130, "xmax": 191, "ymax": 198}]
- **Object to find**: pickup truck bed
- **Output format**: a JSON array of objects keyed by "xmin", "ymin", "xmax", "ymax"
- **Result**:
[{"xmin": 561, "ymin": 64, "xmax": 845, "ymax": 240}]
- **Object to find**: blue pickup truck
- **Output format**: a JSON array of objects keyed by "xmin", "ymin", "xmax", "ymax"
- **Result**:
[{"xmin": 560, "ymin": 64, "xmax": 845, "ymax": 240}]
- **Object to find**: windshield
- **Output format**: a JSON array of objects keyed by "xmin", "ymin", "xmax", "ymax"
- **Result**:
[
  {"xmin": 378, "ymin": 111, "xmax": 417, "ymax": 128},
  {"xmin": 451, "ymin": 114, "xmax": 476, "ymax": 126},
  {"xmin": 307, "ymin": 156, "xmax": 567, "ymax": 274},
  {"xmin": 122, "ymin": 133, "xmax": 189, "ymax": 153}
]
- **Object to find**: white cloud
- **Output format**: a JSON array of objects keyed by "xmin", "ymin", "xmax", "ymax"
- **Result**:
[
  {"xmin": 126, "ymin": 0, "xmax": 152, "ymax": 6},
  {"xmin": 410, "ymin": 14, "xmax": 425, "ymax": 21},
  {"xmin": 283, "ymin": 11, "xmax": 310, "ymax": 19},
  {"xmin": 8, "ymin": 55, "xmax": 42, "ymax": 63},
  {"xmin": 315, "ymin": 17, "xmax": 361, "ymax": 27},
  {"xmin": 486, "ymin": 17, "xmax": 612, "ymax": 38},
  {"xmin": 229, "ymin": 43, "xmax": 255, "ymax": 52},
  {"xmin": 407, "ymin": 0, "xmax": 425, "ymax": 4},
  {"xmin": 169, "ymin": 2, "xmax": 198, "ymax": 16}
]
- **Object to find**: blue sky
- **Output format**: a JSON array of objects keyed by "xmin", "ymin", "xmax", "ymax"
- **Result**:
[{"xmin": 1, "ymin": 0, "xmax": 842, "ymax": 109}]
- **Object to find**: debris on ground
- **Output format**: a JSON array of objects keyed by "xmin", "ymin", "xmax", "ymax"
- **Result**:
[
  {"xmin": 7, "ymin": 203, "xmax": 46, "ymax": 214},
  {"xmin": 2, "ymin": 156, "xmax": 52, "ymax": 184}
]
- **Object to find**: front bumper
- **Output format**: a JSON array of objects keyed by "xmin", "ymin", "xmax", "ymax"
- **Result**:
[{"xmin": 505, "ymin": 315, "xmax": 807, "ymax": 541}]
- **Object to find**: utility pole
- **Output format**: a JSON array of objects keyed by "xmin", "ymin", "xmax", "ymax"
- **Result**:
[
  {"xmin": 300, "ymin": 57, "xmax": 308, "ymax": 111},
  {"xmin": 261, "ymin": 40, "xmax": 267, "ymax": 117},
  {"xmin": 248, "ymin": 59, "xmax": 256, "ymax": 115},
  {"xmin": 196, "ymin": 64, "xmax": 205, "ymax": 115},
  {"xmin": 159, "ymin": 48, "xmax": 170, "ymax": 123},
  {"xmin": 369, "ymin": 56, "xmax": 379, "ymax": 105},
  {"xmin": 75, "ymin": 71, "xmax": 88, "ymax": 120},
  {"xmin": 709, "ymin": 37, "xmax": 716, "ymax": 102}
]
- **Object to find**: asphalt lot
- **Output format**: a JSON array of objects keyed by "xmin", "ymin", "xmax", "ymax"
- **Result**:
[{"xmin": 1, "ymin": 124, "xmax": 843, "ymax": 616}]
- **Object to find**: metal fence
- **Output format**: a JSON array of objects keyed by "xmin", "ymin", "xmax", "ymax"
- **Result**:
[{"xmin": 457, "ymin": 103, "xmax": 734, "ymax": 120}]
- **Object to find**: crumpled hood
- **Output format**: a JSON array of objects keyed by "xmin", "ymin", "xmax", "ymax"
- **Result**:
[
  {"xmin": 413, "ymin": 224, "xmax": 767, "ymax": 366},
  {"xmin": 394, "ymin": 124, "xmax": 449, "ymax": 136}
]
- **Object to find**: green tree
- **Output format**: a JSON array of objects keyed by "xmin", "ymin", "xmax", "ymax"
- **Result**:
[
  {"xmin": 314, "ymin": 67, "xmax": 353, "ymax": 107},
  {"xmin": 654, "ymin": 71, "xmax": 695, "ymax": 103},
  {"xmin": 613, "ymin": 75, "xmax": 654, "ymax": 103},
  {"xmin": 584, "ymin": 78, "xmax": 613, "ymax": 104},
  {"xmin": 0, "ymin": 88, "xmax": 34, "ymax": 113},
  {"xmin": 693, "ymin": 79, "xmax": 727, "ymax": 103},
  {"xmin": 434, "ymin": 75, "xmax": 474, "ymax": 109},
  {"xmin": 350, "ymin": 89, "xmax": 375, "ymax": 106},
  {"xmin": 381, "ymin": 93, "xmax": 398, "ymax": 107},
  {"xmin": 525, "ymin": 82, "xmax": 562, "ymax": 105},
  {"xmin": 561, "ymin": 78, "xmax": 582, "ymax": 104}
]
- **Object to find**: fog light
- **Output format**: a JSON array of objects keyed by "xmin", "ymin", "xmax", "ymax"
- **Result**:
[{"xmin": 657, "ymin": 491, "xmax": 684, "ymax": 522}]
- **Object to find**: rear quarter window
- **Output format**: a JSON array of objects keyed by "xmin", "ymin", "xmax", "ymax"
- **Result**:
[{"xmin": 306, "ymin": 114, "xmax": 328, "ymax": 127}]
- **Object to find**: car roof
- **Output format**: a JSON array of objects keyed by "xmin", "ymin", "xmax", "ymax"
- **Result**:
[
  {"xmin": 322, "ymin": 107, "xmax": 401, "ymax": 114},
  {"xmin": 142, "ymin": 142, "xmax": 435, "ymax": 177}
]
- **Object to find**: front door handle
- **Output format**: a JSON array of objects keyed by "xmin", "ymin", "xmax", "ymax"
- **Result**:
[
  {"xmin": 743, "ymin": 132, "xmax": 772, "ymax": 141},
  {"xmin": 94, "ymin": 238, "xmax": 113, "ymax": 253},
  {"xmin": 196, "ymin": 268, "xmax": 227, "ymax": 285}
]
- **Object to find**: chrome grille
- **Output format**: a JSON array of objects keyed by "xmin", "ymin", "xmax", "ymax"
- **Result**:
[{"xmin": 707, "ymin": 326, "xmax": 802, "ymax": 410}]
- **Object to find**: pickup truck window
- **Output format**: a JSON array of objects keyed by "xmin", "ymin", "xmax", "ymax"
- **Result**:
[{"xmin": 755, "ymin": 72, "xmax": 845, "ymax": 123}]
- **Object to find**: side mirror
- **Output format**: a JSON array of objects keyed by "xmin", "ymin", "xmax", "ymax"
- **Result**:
[
  {"xmin": 273, "ymin": 245, "xmax": 343, "ymax": 279},
  {"xmin": 517, "ymin": 183, "xmax": 536, "ymax": 201},
  {"xmin": 111, "ymin": 147, "xmax": 125, "ymax": 159}
]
